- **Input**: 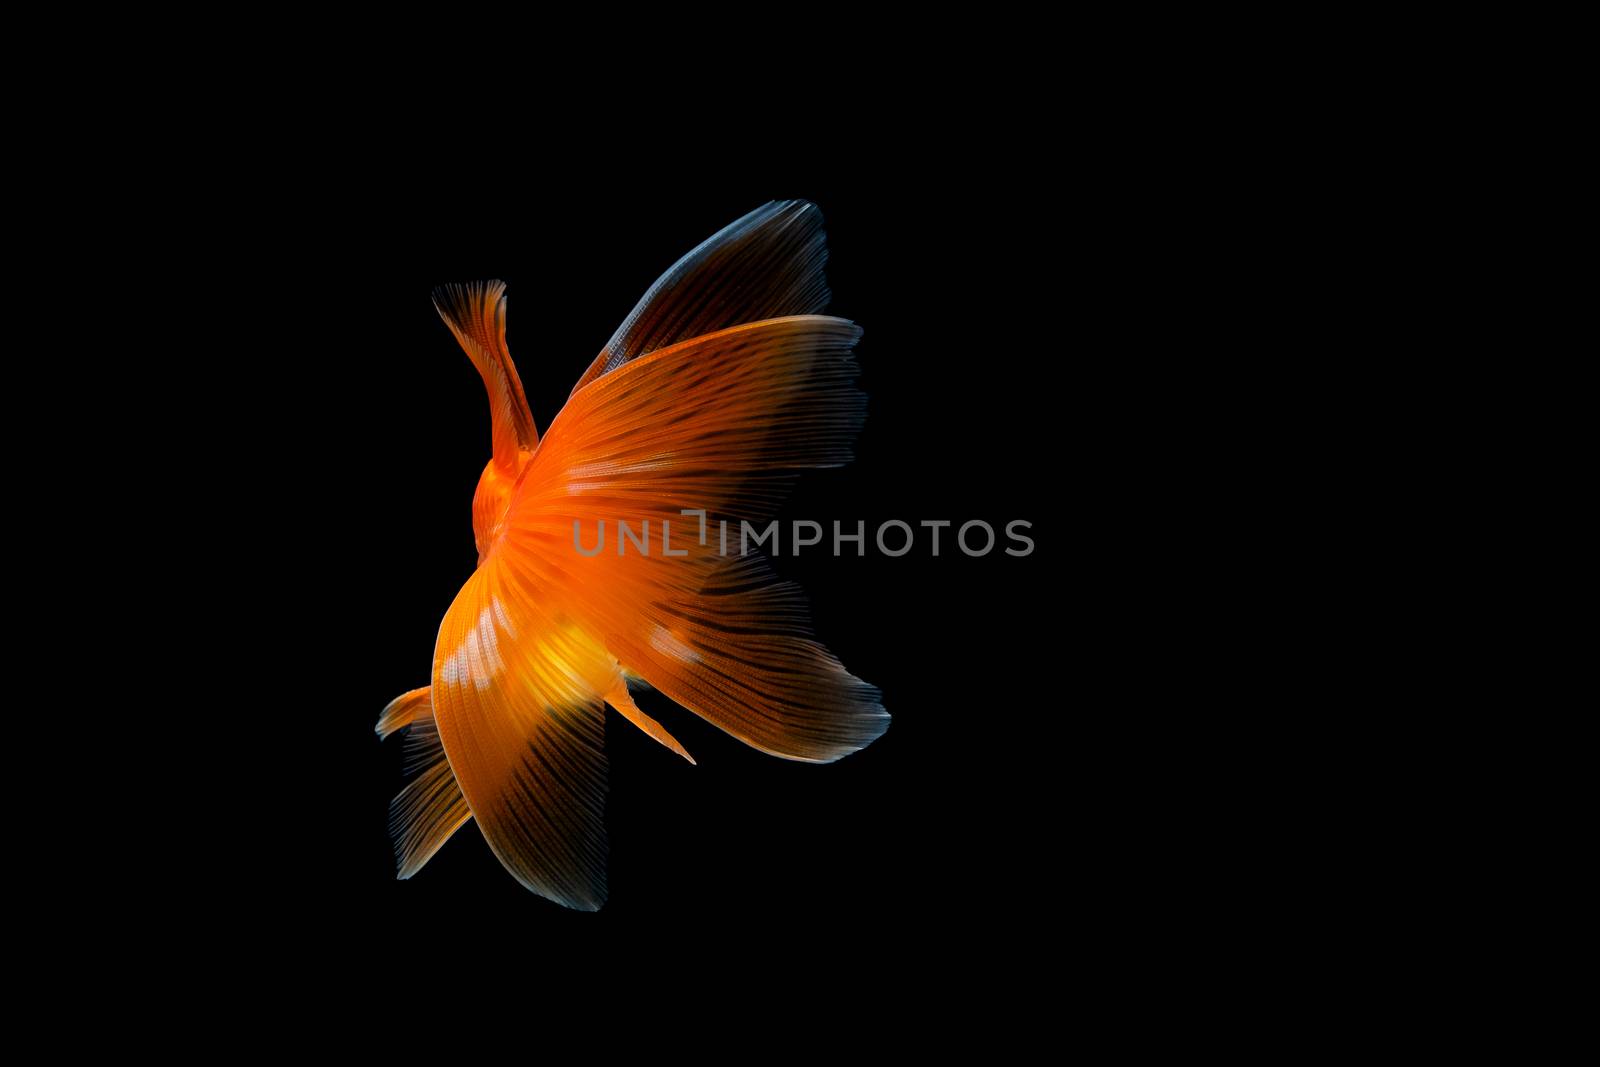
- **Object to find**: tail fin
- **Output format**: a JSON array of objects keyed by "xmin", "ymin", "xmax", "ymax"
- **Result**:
[
  {"xmin": 511, "ymin": 315, "xmax": 888, "ymax": 764},
  {"xmin": 612, "ymin": 561, "xmax": 888, "ymax": 763}
]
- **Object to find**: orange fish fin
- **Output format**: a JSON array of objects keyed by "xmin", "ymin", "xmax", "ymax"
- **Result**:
[
  {"xmin": 380, "ymin": 689, "xmax": 473, "ymax": 878},
  {"xmin": 375, "ymin": 686, "xmax": 431, "ymax": 739},
  {"xmin": 433, "ymin": 280, "xmax": 539, "ymax": 465},
  {"xmin": 608, "ymin": 562, "xmax": 888, "ymax": 763},
  {"xmin": 572, "ymin": 200, "xmax": 830, "ymax": 394},
  {"xmin": 534, "ymin": 316, "xmax": 867, "ymax": 532},
  {"xmin": 430, "ymin": 563, "xmax": 612, "ymax": 910},
  {"xmin": 509, "ymin": 315, "xmax": 883, "ymax": 763},
  {"xmin": 606, "ymin": 679, "xmax": 695, "ymax": 765}
]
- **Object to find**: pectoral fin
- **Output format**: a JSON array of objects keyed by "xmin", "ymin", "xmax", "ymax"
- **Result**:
[{"xmin": 377, "ymin": 687, "xmax": 473, "ymax": 879}]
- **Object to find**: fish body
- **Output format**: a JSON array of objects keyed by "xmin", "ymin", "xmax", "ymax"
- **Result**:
[{"xmin": 378, "ymin": 201, "xmax": 887, "ymax": 909}]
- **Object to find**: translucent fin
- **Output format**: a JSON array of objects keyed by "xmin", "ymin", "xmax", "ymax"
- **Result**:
[
  {"xmin": 376, "ymin": 686, "xmax": 430, "ymax": 740},
  {"xmin": 380, "ymin": 689, "xmax": 473, "ymax": 878},
  {"xmin": 572, "ymin": 200, "xmax": 830, "ymax": 393},
  {"xmin": 610, "ymin": 562, "xmax": 888, "ymax": 762},
  {"xmin": 506, "ymin": 315, "xmax": 885, "ymax": 764}
]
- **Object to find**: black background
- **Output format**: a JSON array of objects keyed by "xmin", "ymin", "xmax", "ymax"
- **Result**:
[{"xmin": 250, "ymin": 187, "xmax": 1101, "ymax": 972}]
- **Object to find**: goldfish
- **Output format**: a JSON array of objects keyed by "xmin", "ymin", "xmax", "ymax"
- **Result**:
[{"xmin": 376, "ymin": 201, "xmax": 889, "ymax": 909}]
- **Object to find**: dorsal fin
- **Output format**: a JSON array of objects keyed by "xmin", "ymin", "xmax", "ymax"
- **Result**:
[{"xmin": 433, "ymin": 280, "xmax": 539, "ymax": 466}]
